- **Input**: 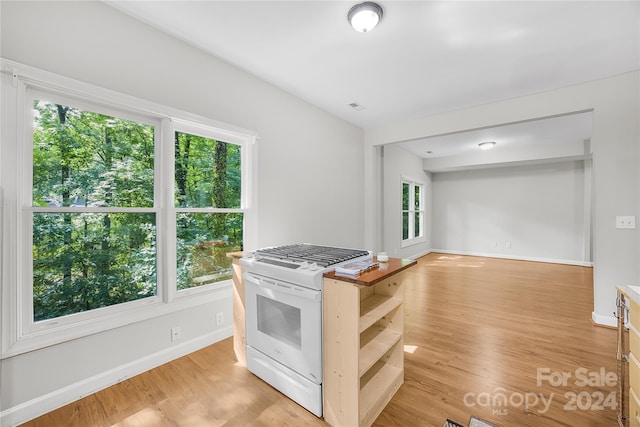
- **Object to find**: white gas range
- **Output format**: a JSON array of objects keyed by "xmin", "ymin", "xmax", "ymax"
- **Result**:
[{"xmin": 240, "ymin": 244, "xmax": 371, "ymax": 416}]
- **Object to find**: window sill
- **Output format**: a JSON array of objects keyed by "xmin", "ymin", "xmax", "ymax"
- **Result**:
[
  {"xmin": 401, "ymin": 236, "xmax": 426, "ymax": 248},
  {"xmin": 2, "ymin": 281, "xmax": 232, "ymax": 359}
]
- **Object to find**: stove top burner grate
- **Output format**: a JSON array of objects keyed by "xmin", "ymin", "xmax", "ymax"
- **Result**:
[{"xmin": 255, "ymin": 244, "xmax": 369, "ymax": 267}]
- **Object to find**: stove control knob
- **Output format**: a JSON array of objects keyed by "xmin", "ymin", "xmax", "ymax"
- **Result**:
[
  {"xmin": 309, "ymin": 262, "xmax": 318, "ymax": 271},
  {"xmin": 299, "ymin": 261, "xmax": 310, "ymax": 269}
]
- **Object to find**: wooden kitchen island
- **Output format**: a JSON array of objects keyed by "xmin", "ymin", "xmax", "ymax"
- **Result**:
[
  {"xmin": 322, "ymin": 257, "xmax": 417, "ymax": 427},
  {"xmin": 618, "ymin": 284, "xmax": 640, "ymax": 427}
]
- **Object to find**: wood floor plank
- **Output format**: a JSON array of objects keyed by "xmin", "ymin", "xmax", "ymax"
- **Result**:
[{"xmin": 19, "ymin": 253, "xmax": 617, "ymax": 426}]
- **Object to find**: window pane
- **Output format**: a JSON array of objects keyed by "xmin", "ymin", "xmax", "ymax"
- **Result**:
[
  {"xmin": 415, "ymin": 212, "xmax": 422, "ymax": 238},
  {"xmin": 402, "ymin": 182, "xmax": 410, "ymax": 210},
  {"xmin": 402, "ymin": 212, "xmax": 409, "ymax": 240},
  {"xmin": 32, "ymin": 100, "xmax": 154, "ymax": 208},
  {"xmin": 176, "ymin": 212, "xmax": 243, "ymax": 290},
  {"xmin": 174, "ymin": 131, "xmax": 241, "ymax": 208},
  {"xmin": 33, "ymin": 213, "xmax": 157, "ymax": 322},
  {"xmin": 414, "ymin": 185, "xmax": 421, "ymax": 210}
]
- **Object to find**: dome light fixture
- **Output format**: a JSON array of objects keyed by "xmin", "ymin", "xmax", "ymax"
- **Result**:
[
  {"xmin": 348, "ymin": 2, "xmax": 383, "ymax": 33},
  {"xmin": 478, "ymin": 141, "xmax": 496, "ymax": 150}
]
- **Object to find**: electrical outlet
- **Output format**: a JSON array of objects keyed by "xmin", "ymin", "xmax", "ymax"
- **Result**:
[
  {"xmin": 616, "ymin": 216, "xmax": 636, "ymax": 229},
  {"xmin": 506, "ymin": 241, "xmax": 511, "ymax": 248},
  {"xmin": 171, "ymin": 326, "xmax": 181, "ymax": 342},
  {"xmin": 216, "ymin": 312, "xmax": 224, "ymax": 326}
]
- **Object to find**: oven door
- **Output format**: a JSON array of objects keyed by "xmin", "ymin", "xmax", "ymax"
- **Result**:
[{"xmin": 244, "ymin": 271, "xmax": 322, "ymax": 383}]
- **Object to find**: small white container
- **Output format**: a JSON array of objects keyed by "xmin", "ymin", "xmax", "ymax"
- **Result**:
[{"xmin": 377, "ymin": 252, "xmax": 389, "ymax": 262}]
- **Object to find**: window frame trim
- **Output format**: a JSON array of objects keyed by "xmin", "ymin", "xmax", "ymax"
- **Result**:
[{"xmin": 1, "ymin": 58, "xmax": 258, "ymax": 358}]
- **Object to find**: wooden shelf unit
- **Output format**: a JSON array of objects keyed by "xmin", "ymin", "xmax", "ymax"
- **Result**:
[
  {"xmin": 618, "ymin": 286, "xmax": 640, "ymax": 427},
  {"xmin": 227, "ymin": 252, "xmax": 246, "ymax": 367},
  {"xmin": 323, "ymin": 270, "xmax": 406, "ymax": 427},
  {"xmin": 629, "ymin": 297, "xmax": 640, "ymax": 427}
]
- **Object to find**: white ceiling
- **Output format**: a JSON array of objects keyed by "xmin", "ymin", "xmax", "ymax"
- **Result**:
[
  {"xmin": 106, "ymin": 1, "xmax": 639, "ymax": 160},
  {"xmin": 397, "ymin": 111, "xmax": 593, "ymax": 158}
]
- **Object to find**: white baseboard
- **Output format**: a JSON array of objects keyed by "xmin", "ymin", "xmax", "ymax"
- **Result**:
[
  {"xmin": 430, "ymin": 249, "xmax": 593, "ymax": 267},
  {"xmin": 409, "ymin": 249, "xmax": 432, "ymax": 260},
  {"xmin": 591, "ymin": 311, "xmax": 617, "ymax": 328},
  {"xmin": 0, "ymin": 326, "xmax": 232, "ymax": 427}
]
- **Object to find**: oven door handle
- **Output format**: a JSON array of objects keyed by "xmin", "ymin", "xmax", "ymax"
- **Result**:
[{"xmin": 243, "ymin": 273, "xmax": 321, "ymax": 302}]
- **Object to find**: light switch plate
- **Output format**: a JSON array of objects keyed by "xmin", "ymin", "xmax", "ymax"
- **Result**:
[{"xmin": 616, "ymin": 216, "xmax": 636, "ymax": 229}]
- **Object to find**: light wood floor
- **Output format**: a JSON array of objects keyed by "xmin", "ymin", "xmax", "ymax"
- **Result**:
[{"xmin": 21, "ymin": 253, "xmax": 617, "ymax": 427}]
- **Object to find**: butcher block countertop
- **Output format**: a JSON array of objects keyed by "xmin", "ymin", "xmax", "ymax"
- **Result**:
[{"xmin": 323, "ymin": 257, "xmax": 417, "ymax": 287}]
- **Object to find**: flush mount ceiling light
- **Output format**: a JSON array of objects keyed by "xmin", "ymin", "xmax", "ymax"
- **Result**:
[
  {"xmin": 348, "ymin": 2, "xmax": 383, "ymax": 33},
  {"xmin": 478, "ymin": 141, "xmax": 496, "ymax": 150}
]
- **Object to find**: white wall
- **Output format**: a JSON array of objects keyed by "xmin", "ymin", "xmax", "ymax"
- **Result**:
[
  {"xmin": 381, "ymin": 145, "xmax": 431, "ymax": 259},
  {"xmin": 431, "ymin": 161, "xmax": 588, "ymax": 264},
  {"xmin": 0, "ymin": 1, "xmax": 364, "ymax": 424},
  {"xmin": 365, "ymin": 71, "xmax": 639, "ymax": 327},
  {"xmin": 0, "ymin": 1, "xmax": 365, "ymax": 251}
]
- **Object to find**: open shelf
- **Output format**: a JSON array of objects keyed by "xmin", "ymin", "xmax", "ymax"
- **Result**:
[
  {"xmin": 359, "ymin": 294, "xmax": 402, "ymax": 333},
  {"xmin": 359, "ymin": 325, "xmax": 402, "ymax": 378},
  {"xmin": 359, "ymin": 360, "xmax": 403, "ymax": 426}
]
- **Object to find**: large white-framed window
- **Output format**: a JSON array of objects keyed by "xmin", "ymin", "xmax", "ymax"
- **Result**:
[
  {"xmin": 1, "ymin": 60, "xmax": 257, "ymax": 356},
  {"xmin": 401, "ymin": 176, "xmax": 425, "ymax": 247},
  {"xmin": 24, "ymin": 88, "xmax": 164, "ymax": 335}
]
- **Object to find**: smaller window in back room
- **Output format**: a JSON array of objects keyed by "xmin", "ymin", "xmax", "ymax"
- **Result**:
[{"xmin": 402, "ymin": 179, "xmax": 424, "ymax": 244}]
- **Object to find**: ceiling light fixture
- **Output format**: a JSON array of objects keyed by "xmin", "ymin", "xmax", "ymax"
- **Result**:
[
  {"xmin": 478, "ymin": 141, "xmax": 496, "ymax": 150},
  {"xmin": 348, "ymin": 2, "xmax": 383, "ymax": 33}
]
